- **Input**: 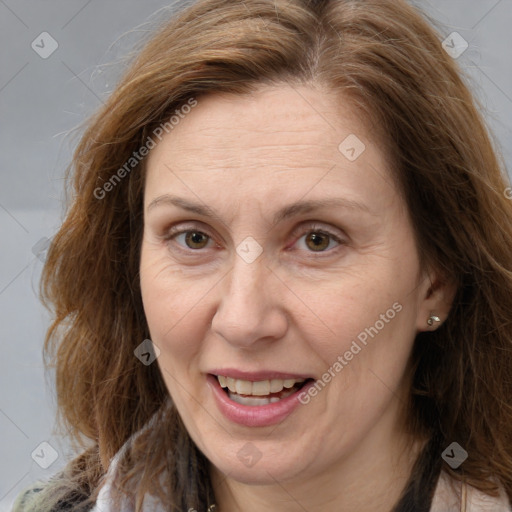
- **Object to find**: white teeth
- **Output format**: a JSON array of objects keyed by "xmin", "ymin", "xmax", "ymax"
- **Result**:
[
  {"xmin": 228, "ymin": 388, "xmax": 297, "ymax": 406},
  {"xmin": 270, "ymin": 379, "xmax": 283, "ymax": 393},
  {"xmin": 216, "ymin": 375, "xmax": 305, "ymax": 396},
  {"xmin": 252, "ymin": 380, "xmax": 270, "ymax": 396},
  {"xmin": 226, "ymin": 377, "xmax": 237, "ymax": 392},
  {"xmin": 235, "ymin": 379, "xmax": 252, "ymax": 395},
  {"xmin": 229, "ymin": 393, "xmax": 272, "ymax": 406}
]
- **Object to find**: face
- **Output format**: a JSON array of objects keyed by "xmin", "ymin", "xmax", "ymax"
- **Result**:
[{"xmin": 140, "ymin": 83, "xmax": 436, "ymax": 486}]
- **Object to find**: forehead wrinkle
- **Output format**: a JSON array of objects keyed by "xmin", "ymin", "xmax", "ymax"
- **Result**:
[
  {"xmin": 169, "ymin": 137, "xmax": 337, "ymax": 153},
  {"xmin": 162, "ymin": 159, "xmax": 342, "ymax": 179},
  {"xmin": 164, "ymin": 142, "xmax": 341, "ymax": 174}
]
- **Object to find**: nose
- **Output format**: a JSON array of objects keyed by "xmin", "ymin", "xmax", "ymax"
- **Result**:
[{"xmin": 210, "ymin": 254, "xmax": 288, "ymax": 349}]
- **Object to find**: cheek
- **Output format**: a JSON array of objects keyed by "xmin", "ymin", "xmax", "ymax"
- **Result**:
[
  {"xmin": 302, "ymin": 271, "xmax": 412, "ymax": 356},
  {"xmin": 139, "ymin": 247, "xmax": 209, "ymax": 363},
  {"xmin": 140, "ymin": 269, "xmax": 210, "ymax": 408},
  {"xmin": 299, "ymin": 264, "xmax": 418, "ymax": 404}
]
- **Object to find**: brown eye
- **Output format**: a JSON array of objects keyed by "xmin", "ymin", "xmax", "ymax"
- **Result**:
[
  {"xmin": 183, "ymin": 231, "xmax": 210, "ymax": 249},
  {"xmin": 305, "ymin": 232, "xmax": 331, "ymax": 251},
  {"xmin": 291, "ymin": 224, "xmax": 345, "ymax": 255}
]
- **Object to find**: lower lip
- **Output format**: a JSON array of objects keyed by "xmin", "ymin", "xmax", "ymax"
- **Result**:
[{"xmin": 206, "ymin": 374, "xmax": 314, "ymax": 427}]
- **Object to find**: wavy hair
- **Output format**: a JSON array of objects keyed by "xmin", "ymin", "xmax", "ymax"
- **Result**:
[{"xmin": 21, "ymin": 0, "xmax": 512, "ymax": 510}]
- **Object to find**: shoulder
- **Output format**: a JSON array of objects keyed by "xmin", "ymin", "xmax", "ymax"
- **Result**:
[
  {"xmin": 11, "ymin": 474, "xmax": 93, "ymax": 512},
  {"xmin": 465, "ymin": 480, "xmax": 511, "ymax": 512},
  {"xmin": 431, "ymin": 470, "xmax": 511, "ymax": 512},
  {"xmin": 13, "ymin": 411, "xmax": 163, "ymax": 512},
  {"xmin": 12, "ymin": 480, "xmax": 47, "ymax": 512}
]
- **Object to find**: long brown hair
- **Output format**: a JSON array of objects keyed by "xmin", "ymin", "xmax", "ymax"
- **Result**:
[{"xmin": 34, "ymin": 0, "xmax": 512, "ymax": 510}]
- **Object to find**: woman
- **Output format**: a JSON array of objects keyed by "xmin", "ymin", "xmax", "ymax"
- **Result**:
[{"xmin": 12, "ymin": 0, "xmax": 512, "ymax": 510}]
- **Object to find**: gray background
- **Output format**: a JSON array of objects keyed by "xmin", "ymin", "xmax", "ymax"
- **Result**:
[{"xmin": 0, "ymin": 0, "xmax": 511, "ymax": 509}]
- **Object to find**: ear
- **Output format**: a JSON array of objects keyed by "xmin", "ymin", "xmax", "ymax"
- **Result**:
[{"xmin": 415, "ymin": 269, "xmax": 457, "ymax": 333}]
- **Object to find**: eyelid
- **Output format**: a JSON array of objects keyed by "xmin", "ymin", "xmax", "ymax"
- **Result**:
[{"xmin": 165, "ymin": 222, "xmax": 211, "ymax": 238}]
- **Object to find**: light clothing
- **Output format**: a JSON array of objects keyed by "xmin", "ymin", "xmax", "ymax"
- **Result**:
[{"xmin": 430, "ymin": 470, "xmax": 511, "ymax": 512}]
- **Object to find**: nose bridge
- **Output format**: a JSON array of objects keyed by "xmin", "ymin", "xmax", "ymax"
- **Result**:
[
  {"xmin": 220, "ymin": 221, "xmax": 273, "ymax": 303},
  {"xmin": 225, "ymin": 253, "xmax": 270, "ymax": 312},
  {"xmin": 211, "ymin": 251, "xmax": 286, "ymax": 346}
]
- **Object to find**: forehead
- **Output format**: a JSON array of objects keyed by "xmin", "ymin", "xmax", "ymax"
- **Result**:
[
  {"xmin": 153, "ymin": 84, "xmax": 367, "ymax": 158},
  {"xmin": 144, "ymin": 83, "xmax": 397, "ymax": 213}
]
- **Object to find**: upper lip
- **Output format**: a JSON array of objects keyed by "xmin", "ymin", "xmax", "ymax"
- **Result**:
[{"xmin": 208, "ymin": 368, "xmax": 314, "ymax": 381}]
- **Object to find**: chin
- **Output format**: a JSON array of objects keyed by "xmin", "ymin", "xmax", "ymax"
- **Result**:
[
  {"xmin": 215, "ymin": 459, "xmax": 299, "ymax": 485},
  {"xmin": 204, "ymin": 440, "xmax": 310, "ymax": 486}
]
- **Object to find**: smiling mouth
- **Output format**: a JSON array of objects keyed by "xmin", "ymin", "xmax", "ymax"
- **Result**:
[{"xmin": 214, "ymin": 374, "xmax": 312, "ymax": 406}]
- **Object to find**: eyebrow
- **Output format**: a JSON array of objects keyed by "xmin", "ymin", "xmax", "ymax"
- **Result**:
[{"xmin": 146, "ymin": 194, "xmax": 372, "ymax": 226}]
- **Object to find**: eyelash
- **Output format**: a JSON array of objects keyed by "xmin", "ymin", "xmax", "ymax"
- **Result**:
[{"xmin": 163, "ymin": 223, "xmax": 346, "ymax": 256}]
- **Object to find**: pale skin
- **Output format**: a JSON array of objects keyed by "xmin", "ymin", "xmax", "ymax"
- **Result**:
[{"xmin": 139, "ymin": 83, "xmax": 455, "ymax": 512}]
